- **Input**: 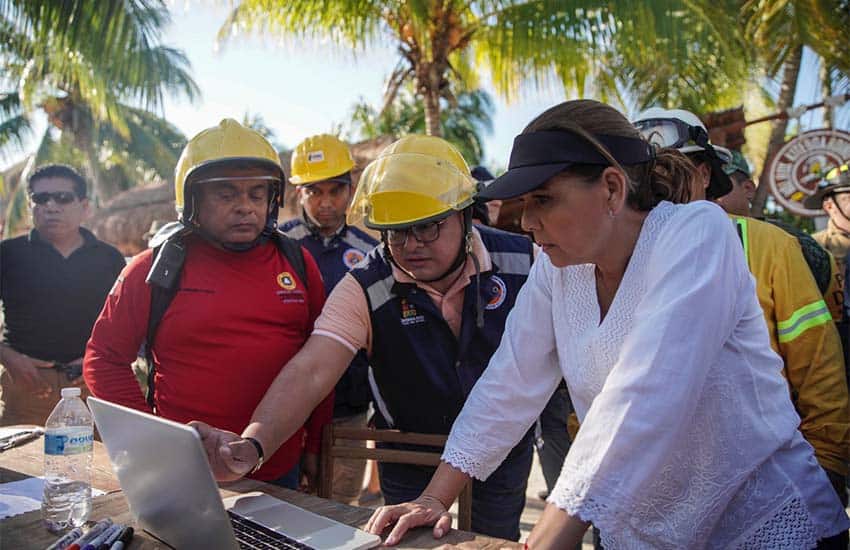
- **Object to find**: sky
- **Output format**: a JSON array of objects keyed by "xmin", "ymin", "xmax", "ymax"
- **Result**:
[
  {"xmin": 158, "ymin": 2, "xmax": 564, "ymax": 172},
  {"xmin": 3, "ymin": 2, "xmax": 842, "ymax": 175}
]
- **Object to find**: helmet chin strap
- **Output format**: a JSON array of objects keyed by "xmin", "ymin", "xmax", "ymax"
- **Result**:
[
  {"xmin": 381, "ymin": 208, "xmax": 485, "ymax": 328},
  {"xmin": 191, "ymin": 221, "xmax": 270, "ymax": 252},
  {"xmin": 187, "ymin": 186, "xmax": 277, "ymax": 252},
  {"xmin": 829, "ymin": 196, "xmax": 850, "ymax": 228}
]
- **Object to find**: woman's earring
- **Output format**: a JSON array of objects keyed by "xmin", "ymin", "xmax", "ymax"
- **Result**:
[{"xmin": 608, "ymin": 209, "xmax": 615, "ymax": 219}]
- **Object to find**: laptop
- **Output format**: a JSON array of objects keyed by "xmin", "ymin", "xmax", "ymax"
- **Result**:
[{"xmin": 88, "ymin": 397, "xmax": 381, "ymax": 550}]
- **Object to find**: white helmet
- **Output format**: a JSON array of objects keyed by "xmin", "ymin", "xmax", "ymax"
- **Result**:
[
  {"xmin": 633, "ymin": 107, "xmax": 709, "ymax": 154},
  {"xmin": 634, "ymin": 107, "xmax": 734, "ymax": 200}
]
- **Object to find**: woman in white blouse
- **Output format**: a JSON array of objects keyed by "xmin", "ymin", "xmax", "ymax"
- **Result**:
[{"xmin": 366, "ymin": 100, "xmax": 850, "ymax": 549}]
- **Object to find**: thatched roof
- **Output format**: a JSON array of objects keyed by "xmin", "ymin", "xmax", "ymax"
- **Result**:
[
  {"xmin": 89, "ymin": 136, "xmax": 393, "ymax": 255},
  {"xmin": 88, "ymin": 181, "xmax": 176, "ymax": 256}
]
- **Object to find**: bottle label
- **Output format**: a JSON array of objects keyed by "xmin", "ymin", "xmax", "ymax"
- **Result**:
[{"xmin": 44, "ymin": 429, "xmax": 93, "ymax": 456}]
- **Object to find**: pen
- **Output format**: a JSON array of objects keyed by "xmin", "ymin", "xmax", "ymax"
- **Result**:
[
  {"xmin": 84, "ymin": 524, "xmax": 122, "ymax": 550},
  {"xmin": 67, "ymin": 519, "xmax": 113, "ymax": 550},
  {"xmin": 108, "ymin": 526, "xmax": 133, "ymax": 550},
  {"xmin": 0, "ymin": 429, "xmax": 43, "ymax": 451},
  {"xmin": 45, "ymin": 527, "xmax": 83, "ymax": 550},
  {"xmin": 97, "ymin": 524, "xmax": 125, "ymax": 550}
]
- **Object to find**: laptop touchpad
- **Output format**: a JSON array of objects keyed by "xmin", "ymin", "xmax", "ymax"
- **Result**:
[{"xmin": 226, "ymin": 493, "xmax": 335, "ymax": 539}]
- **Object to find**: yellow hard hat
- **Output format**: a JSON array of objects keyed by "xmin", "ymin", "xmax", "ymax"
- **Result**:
[
  {"xmin": 348, "ymin": 135, "xmax": 476, "ymax": 229},
  {"xmin": 289, "ymin": 134, "xmax": 355, "ymax": 185},
  {"xmin": 174, "ymin": 118, "xmax": 284, "ymax": 222}
]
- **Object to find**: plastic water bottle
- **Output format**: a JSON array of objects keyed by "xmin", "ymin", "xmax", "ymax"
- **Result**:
[{"xmin": 42, "ymin": 387, "xmax": 93, "ymax": 532}]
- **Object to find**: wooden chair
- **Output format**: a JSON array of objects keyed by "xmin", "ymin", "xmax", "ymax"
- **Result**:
[{"xmin": 318, "ymin": 424, "xmax": 473, "ymax": 531}]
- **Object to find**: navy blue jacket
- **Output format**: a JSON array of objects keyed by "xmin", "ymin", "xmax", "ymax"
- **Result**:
[
  {"xmin": 349, "ymin": 225, "xmax": 534, "ymax": 435},
  {"xmin": 280, "ymin": 216, "xmax": 378, "ymax": 417}
]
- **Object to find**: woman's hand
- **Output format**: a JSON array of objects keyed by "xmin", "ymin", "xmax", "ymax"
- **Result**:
[
  {"xmin": 525, "ymin": 502, "xmax": 588, "ymax": 549},
  {"xmin": 365, "ymin": 495, "xmax": 453, "ymax": 546}
]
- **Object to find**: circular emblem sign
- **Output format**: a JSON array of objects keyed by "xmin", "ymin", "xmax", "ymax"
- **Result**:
[{"xmin": 767, "ymin": 129, "xmax": 850, "ymax": 216}]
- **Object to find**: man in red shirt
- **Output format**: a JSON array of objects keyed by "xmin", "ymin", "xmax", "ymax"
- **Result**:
[{"xmin": 84, "ymin": 119, "xmax": 331, "ymax": 488}]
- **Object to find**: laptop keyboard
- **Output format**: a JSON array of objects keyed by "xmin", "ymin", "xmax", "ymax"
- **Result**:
[{"xmin": 228, "ymin": 511, "xmax": 317, "ymax": 550}]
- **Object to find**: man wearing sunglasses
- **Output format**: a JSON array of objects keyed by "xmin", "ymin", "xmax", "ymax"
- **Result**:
[
  {"xmin": 0, "ymin": 164, "xmax": 125, "ymax": 426},
  {"xmin": 192, "ymin": 135, "xmax": 536, "ymax": 541},
  {"xmin": 84, "ymin": 119, "xmax": 332, "ymax": 489}
]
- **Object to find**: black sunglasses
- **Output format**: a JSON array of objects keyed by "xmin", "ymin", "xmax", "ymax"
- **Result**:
[{"xmin": 30, "ymin": 191, "xmax": 79, "ymax": 205}]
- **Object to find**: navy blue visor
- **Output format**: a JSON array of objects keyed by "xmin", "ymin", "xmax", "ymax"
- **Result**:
[{"xmin": 479, "ymin": 131, "xmax": 654, "ymax": 200}]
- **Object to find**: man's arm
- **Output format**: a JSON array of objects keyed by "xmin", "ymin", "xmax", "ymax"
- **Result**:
[
  {"xmin": 83, "ymin": 255, "xmax": 153, "ymax": 412},
  {"xmin": 193, "ymin": 270, "xmax": 370, "ymax": 480},
  {"xmin": 193, "ymin": 334, "xmax": 354, "ymax": 480}
]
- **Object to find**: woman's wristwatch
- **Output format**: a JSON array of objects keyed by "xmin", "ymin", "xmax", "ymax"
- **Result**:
[{"xmin": 244, "ymin": 436, "xmax": 265, "ymax": 474}]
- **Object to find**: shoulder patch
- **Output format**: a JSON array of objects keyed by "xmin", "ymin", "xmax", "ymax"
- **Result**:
[
  {"xmin": 485, "ymin": 275, "xmax": 507, "ymax": 310},
  {"xmin": 343, "ymin": 247, "xmax": 366, "ymax": 269}
]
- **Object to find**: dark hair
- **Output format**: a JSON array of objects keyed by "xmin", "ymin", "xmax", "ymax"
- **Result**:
[
  {"xmin": 28, "ymin": 164, "xmax": 87, "ymax": 198},
  {"xmin": 523, "ymin": 100, "xmax": 697, "ymax": 209}
]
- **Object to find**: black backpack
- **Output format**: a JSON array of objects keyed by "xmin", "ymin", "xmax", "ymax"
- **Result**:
[{"xmin": 142, "ymin": 232, "xmax": 307, "ymax": 408}]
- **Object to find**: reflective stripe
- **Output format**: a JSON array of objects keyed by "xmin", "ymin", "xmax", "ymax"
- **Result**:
[
  {"xmin": 368, "ymin": 366, "xmax": 394, "ymax": 427},
  {"xmin": 490, "ymin": 251, "xmax": 531, "ymax": 276},
  {"xmin": 777, "ymin": 300, "xmax": 832, "ymax": 343},
  {"xmin": 734, "ymin": 217, "xmax": 750, "ymax": 264},
  {"xmin": 341, "ymin": 231, "xmax": 377, "ymax": 254},
  {"xmin": 282, "ymin": 223, "xmax": 310, "ymax": 240},
  {"xmin": 365, "ymin": 274, "xmax": 395, "ymax": 312}
]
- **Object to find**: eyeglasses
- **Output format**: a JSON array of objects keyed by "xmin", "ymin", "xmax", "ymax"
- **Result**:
[
  {"xmin": 386, "ymin": 218, "xmax": 449, "ymax": 247},
  {"xmin": 30, "ymin": 191, "xmax": 79, "ymax": 205}
]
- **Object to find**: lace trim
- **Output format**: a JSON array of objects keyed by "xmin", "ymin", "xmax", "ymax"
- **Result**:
[
  {"xmin": 547, "ymin": 475, "xmax": 631, "ymax": 549},
  {"xmin": 738, "ymin": 497, "xmax": 818, "ymax": 549},
  {"xmin": 441, "ymin": 446, "xmax": 489, "ymax": 480}
]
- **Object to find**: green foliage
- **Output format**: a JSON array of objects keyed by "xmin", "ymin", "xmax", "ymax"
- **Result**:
[
  {"xmin": 0, "ymin": 0, "xmax": 198, "ymax": 210},
  {"xmin": 347, "ymin": 87, "xmax": 494, "ymax": 164}
]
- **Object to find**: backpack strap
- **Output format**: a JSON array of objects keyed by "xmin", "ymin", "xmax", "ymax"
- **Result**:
[
  {"xmin": 143, "ymin": 237, "xmax": 187, "ymax": 409},
  {"xmin": 271, "ymin": 232, "xmax": 308, "ymax": 290}
]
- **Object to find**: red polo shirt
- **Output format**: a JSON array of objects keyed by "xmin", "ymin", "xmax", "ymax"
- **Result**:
[{"xmin": 84, "ymin": 235, "xmax": 332, "ymax": 480}]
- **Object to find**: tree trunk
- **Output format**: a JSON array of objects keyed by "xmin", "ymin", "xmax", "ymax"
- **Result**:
[
  {"xmin": 423, "ymin": 87, "xmax": 442, "ymax": 137},
  {"xmin": 821, "ymin": 60, "xmax": 833, "ymax": 129},
  {"xmin": 82, "ymin": 137, "xmax": 105, "ymax": 208},
  {"xmin": 751, "ymin": 45, "xmax": 803, "ymax": 216}
]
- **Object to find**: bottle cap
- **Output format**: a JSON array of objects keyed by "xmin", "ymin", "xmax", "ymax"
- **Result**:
[{"xmin": 61, "ymin": 387, "xmax": 81, "ymax": 398}]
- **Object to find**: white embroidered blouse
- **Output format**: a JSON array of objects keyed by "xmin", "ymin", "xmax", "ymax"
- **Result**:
[{"xmin": 442, "ymin": 201, "xmax": 849, "ymax": 549}]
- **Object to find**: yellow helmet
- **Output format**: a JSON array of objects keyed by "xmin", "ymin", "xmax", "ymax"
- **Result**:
[
  {"xmin": 289, "ymin": 134, "xmax": 355, "ymax": 185},
  {"xmin": 174, "ymin": 118, "xmax": 284, "ymax": 222},
  {"xmin": 349, "ymin": 135, "xmax": 476, "ymax": 229}
]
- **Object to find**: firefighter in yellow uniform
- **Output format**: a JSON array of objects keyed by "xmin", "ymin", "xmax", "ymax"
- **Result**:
[{"xmin": 731, "ymin": 209, "xmax": 849, "ymax": 508}]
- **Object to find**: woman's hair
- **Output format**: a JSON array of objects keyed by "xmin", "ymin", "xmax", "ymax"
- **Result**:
[{"xmin": 523, "ymin": 100, "xmax": 697, "ymax": 210}]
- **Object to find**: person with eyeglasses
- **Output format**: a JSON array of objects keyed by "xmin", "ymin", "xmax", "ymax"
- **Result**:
[
  {"xmin": 0, "ymin": 164, "xmax": 125, "ymax": 426},
  {"xmin": 83, "ymin": 119, "xmax": 333, "ymax": 489},
  {"xmin": 191, "ymin": 135, "xmax": 537, "ymax": 541}
]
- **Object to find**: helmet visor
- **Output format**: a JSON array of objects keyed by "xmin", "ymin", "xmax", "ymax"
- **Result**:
[
  {"xmin": 635, "ymin": 118, "xmax": 705, "ymax": 152},
  {"xmin": 349, "ymin": 152, "xmax": 476, "ymax": 229}
]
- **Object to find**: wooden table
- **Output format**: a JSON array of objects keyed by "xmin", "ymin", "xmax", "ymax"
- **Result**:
[{"xmin": 0, "ymin": 432, "xmax": 520, "ymax": 549}]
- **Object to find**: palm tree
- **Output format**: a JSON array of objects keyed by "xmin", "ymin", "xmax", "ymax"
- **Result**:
[
  {"xmin": 220, "ymin": 1, "xmax": 737, "ymax": 137},
  {"xmin": 740, "ymin": 0, "xmax": 850, "ymax": 214},
  {"xmin": 348, "ymin": 87, "xmax": 494, "ymax": 164},
  {"xmin": 0, "ymin": 0, "xmax": 198, "ymax": 209}
]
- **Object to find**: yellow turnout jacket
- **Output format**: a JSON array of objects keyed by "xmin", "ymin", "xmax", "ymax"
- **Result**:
[{"xmin": 733, "ymin": 216, "xmax": 850, "ymax": 475}]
